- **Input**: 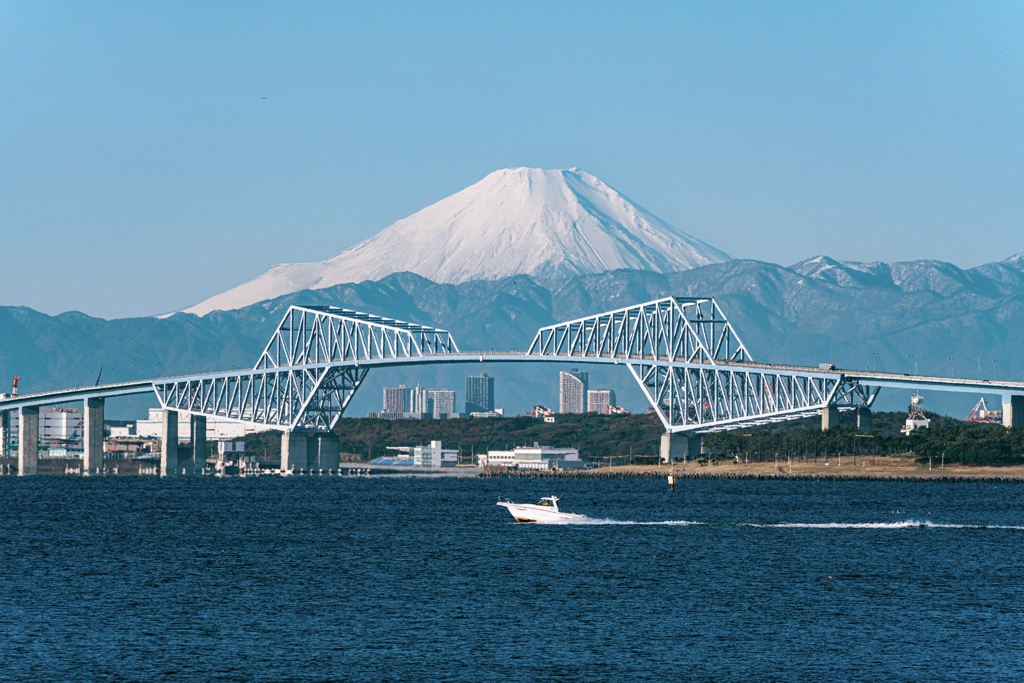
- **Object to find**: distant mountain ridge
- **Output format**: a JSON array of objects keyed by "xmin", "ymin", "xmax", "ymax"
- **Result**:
[
  {"xmin": 3, "ymin": 254, "xmax": 1023, "ymax": 420},
  {"xmin": 186, "ymin": 167, "xmax": 730, "ymax": 315}
]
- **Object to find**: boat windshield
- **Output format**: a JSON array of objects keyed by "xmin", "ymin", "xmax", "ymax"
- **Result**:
[{"xmin": 534, "ymin": 499, "xmax": 554, "ymax": 507}]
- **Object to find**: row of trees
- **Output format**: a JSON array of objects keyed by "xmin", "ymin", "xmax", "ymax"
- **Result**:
[
  {"xmin": 242, "ymin": 411, "xmax": 1024, "ymax": 466},
  {"xmin": 703, "ymin": 419, "xmax": 1024, "ymax": 466},
  {"xmin": 244, "ymin": 413, "xmax": 668, "ymax": 463},
  {"xmin": 905, "ymin": 426, "xmax": 1024, "ymax": 466}
]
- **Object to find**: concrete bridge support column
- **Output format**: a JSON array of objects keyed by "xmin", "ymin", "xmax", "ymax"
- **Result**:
[
  {"xmin": 18, "ymin": 406, "xmax": 39, "ymax": 476},
  {"xmin": 315, "ymin": 433, "xmax": 341, "ymax": 471},
  {"xmin": 0, "ymin": 410, "xmax": 9, "ymax": 458},
  {"xmin": 660, "ymin": 433, "xmax": 701, "ymax": 463},
  {"xmin": 191, "ymin": 415, "xmax": 207, "ymax": 474},
  {"xmin": 1004, "ymin": 395, "xmax": 1024, "ymax": 429},
  {"xmin": 821, "ymin": 405, "xmax": 840, "ymax": 431},
  {"xmin": 856, "ymin": 406, "xmax": 872, "ymax": 432},
  {"xmin": 161, "ymin": 409, "xmax": 179, "ymax": 477},
  {"xmin": 83, "ymin": 398, "xmax": 104, "ymax": 475},
  {"xmin": 281, "ymin": 432, "xmax": 310, "ymax": 473}
]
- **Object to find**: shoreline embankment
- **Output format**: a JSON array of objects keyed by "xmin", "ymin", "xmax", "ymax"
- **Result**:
[{"xmin": 479, "ymin": 458, "xmax": 1024, "ymax": 482}]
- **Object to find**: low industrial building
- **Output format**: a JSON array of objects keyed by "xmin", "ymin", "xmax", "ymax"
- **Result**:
[
  {"xmin": 378, "ymin": 440, "xmax": 459, "ymax": 467},
  {"xmin": 134, "ymin": 408, "xmax": 267, "ymax": 440},
  {"xmin": 6, "ymin": 406, "xmax": 84, "ymax": 448},
  {"xmin": 478, "ymin": 443, "xmax": 583, "ymax": 470},
  {"xmin": 468, "ymin": 409, "xmax": 504, "ymax": 418}
]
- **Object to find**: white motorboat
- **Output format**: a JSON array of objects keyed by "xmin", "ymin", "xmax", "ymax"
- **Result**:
[{"xmin": 496, "ymin": 496, "xmax": 586, "ymax": 524}]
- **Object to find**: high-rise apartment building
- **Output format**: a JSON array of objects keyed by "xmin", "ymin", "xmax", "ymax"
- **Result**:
[
  {"xmin": 407, "ymin": 386, "xmax": 432, "ymax": 415},
  {"xmin": 429, "ymin": 389, "xmax": 456, "ymax": 418},
  {"xmin": 559, "ymin": 369, "xmax": 589, "ymax": 413},
  {"xmin": 465, "ymin": 374, "xmax": 494, "ymax": 414},
  {"xmin": 587, "ymin": 389, "xmax": 616, "ymax": 415},
  {"xmin": 382, "ymin": 385, "xmax": 406, "ymax": 413}
]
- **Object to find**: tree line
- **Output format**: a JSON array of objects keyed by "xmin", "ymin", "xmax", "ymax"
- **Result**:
[{"xmin": 241, "ymin": 410, "xmax": 1024, "ymax": 466}]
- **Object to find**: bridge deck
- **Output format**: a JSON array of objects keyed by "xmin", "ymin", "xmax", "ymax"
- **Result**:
[{"xmin": 2, "ymin": 353, "xmax": 1021, "ymax": 413}]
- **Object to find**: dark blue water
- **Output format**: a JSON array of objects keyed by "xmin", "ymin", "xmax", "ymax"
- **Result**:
[{"xmin": 2, "ymin": 476, "xmax": 1023, "ymax": 681}]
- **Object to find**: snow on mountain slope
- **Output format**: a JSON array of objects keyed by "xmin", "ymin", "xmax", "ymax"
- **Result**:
[{"xmin": 185, "ymin": 167, "xmax": 730, "ymax": 315}]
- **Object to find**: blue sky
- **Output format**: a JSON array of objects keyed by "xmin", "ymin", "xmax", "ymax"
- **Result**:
[{"xmin": 2, "ymin": 1, "xmax": 1021, "ymax": 318}]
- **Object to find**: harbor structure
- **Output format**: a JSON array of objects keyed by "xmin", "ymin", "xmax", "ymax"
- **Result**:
[{"xmin": 901, "ymin": 394, "xmax": 931, "ymax": 435}]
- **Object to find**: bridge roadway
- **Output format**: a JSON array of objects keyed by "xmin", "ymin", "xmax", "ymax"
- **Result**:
[
  {"xmin": 2, "ymin": 292, "xmax": 1022, "ymax": 476},
  {"xmin": 2, "ymin": 356, "xmax": 1024, "ymax": 414},
  {"xmin": 1, "ymin": 353, "xmax": 1021, "ymax": 442}
]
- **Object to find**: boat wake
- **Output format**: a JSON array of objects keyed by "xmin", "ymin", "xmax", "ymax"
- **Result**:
[
  {"xmin": 743, "ymin": 521, "xmax": 1024, "ymax": 530},
  {"xmin": 548, "ymin": 517, "xmax": 1024, "ymax": 530},
  {"xmin": 554, "ymin": 517, "xmax": 704, "ymax": 526}
]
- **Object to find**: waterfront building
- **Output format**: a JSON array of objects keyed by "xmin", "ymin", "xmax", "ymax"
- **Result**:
[
  {"xmin": 41, "ymin": 406, "xmax": 83, "ymax": 445},
  {"xmin": 381, "ymin": 441, "xmax": 458, "ymax": 467},
  {"xmin": 587, "ymin": 389, "xmax": 616, "ymax": 415},
  {"xmin": 478, "ymin": 443, "xmax": 583, "ymax": 470},
  {"xmin": 135, "ymin": 408, "xmax": 264, "ymax": 440},
  {"xmin": 413, "ymin": 440, "xmax": 458, "ymax": 467},
  {"xmin": 7, "ymin": 406, "xmax": 84, "ymax": 447},
  {"xmin": 103, "ymin": 437, "xmax": 150, "ymax": 457},
  {"xmin": 559, "ymin": 369, "xmax": 588, "ymax": 413},
  {"xmin": 465, "ymin": 373, "xmax": 495, "ymax": 414}
]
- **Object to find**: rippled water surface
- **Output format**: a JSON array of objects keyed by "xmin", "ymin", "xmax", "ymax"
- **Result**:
[{"xmin": 2, "ymin": 476, "xmax": 1023, "ymax": 681}]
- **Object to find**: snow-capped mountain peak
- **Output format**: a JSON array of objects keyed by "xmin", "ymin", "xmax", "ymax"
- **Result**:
[{"xmin": 185, "ymin": 167, "xmax": 730, "ymax": 315}]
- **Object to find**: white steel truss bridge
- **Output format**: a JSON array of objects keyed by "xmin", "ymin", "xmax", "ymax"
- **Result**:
[{"xmin": 3, "ymin": 296, "xmax": 1023, "ymax": 436}]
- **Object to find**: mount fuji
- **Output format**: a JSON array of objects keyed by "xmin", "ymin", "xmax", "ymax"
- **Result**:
[{"xmin": 185, "ymin": 167, "xmax": 730, "ymax": 315}]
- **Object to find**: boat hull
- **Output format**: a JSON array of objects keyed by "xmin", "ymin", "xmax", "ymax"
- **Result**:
[{"xmin": 496, "ymin": 501, "xmax": 586, "ymax": 524}]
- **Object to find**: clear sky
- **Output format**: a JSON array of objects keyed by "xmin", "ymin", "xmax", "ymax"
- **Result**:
[{"xmin": 2, "ymin": 1, "xmax": 1021, "ymax": 319}]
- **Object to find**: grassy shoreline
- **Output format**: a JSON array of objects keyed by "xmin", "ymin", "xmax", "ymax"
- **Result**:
[{"xmin": 484, "ymin": 456, "xmax": 1024, "ymax": 480}]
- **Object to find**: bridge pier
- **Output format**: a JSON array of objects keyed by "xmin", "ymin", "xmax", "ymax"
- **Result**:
[
  {"xmin": 281, "ymin": 431, "xmax": 309, "ymax": 473},
  {"xmin": 856, "ymin": 406, "xmax": 872, "ymax": 432},
  {"xmin": 660, "ymin": 433, "xmax": 701, "ymax": 463},
  {"xmin": 160, "ymin": 409, "xmax": 179, "ymax": 477},
  {"xmin": 1004, "ymin": 395, "xmax": 1023, "ymax": 429},
  {"xmin": 18, "ymin": 406, "xmax": 39, "ymax": 476},
  {"xmin": 83, "ymin": 397, "xmax": 104, "ymax": 475},
  {"xmin": 314, "ymin": 433, "xmax": 340, "ymax": 471},
  {"xmin": 821, "ymin": 404, "xmax": 840, "ymax": 431},
  {"xmin": 0, "ymin": 410, "xmax": 9, "ymax": 458},
  {"xmin": 191, "ymin": 415, "xmax": 207, "ymax": 474}
]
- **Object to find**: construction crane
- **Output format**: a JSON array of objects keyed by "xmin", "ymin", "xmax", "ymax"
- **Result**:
[{"xmin": 965, "ymin": 397, "xmax": 1002, "ymax": 424}]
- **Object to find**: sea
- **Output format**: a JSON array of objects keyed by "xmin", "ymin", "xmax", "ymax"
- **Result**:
[{"xmin": 1, "ymin": 475, "xmax": 1022, "ymax": 682}]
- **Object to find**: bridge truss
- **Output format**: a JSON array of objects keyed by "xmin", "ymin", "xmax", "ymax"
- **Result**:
[
  {"xmin": 527, "ymin": 297, "xmax": 875, "ymax": 433},
  {"xmin": 152, "ymin": 306, "xmax": 459, "ymax": 431},
  {"xmin": 144, "ymin": 297, "xmax": 877, "ymax": 434}
]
